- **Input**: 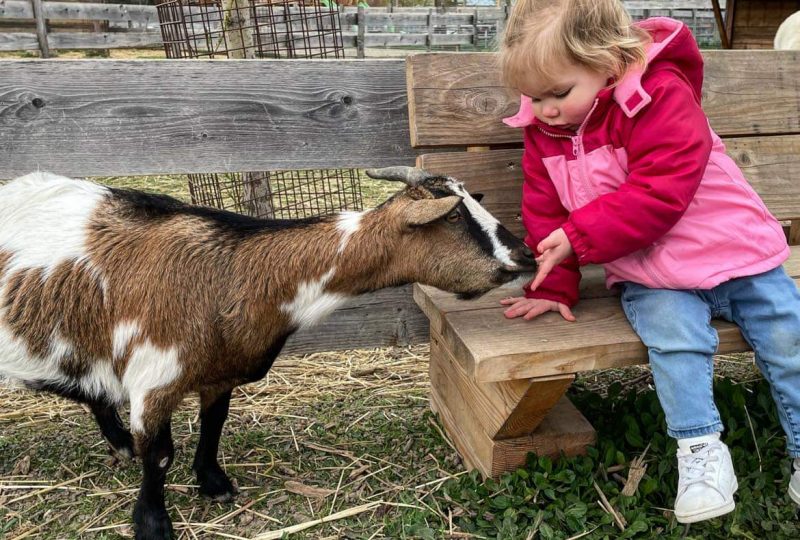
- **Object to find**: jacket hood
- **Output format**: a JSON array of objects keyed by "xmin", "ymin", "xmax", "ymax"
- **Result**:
[{"xmin": 503, "ymin": 17, "xmax": 705, "ymax": 127}]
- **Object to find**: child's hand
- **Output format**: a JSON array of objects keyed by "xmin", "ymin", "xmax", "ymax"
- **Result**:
[
  {"xmin": 530, "ymin": 228, "xmax": 574, "ymax": 291},
  {"xmin": 500, "ymin": 297, "xmax": 576, "ymax": 322}
]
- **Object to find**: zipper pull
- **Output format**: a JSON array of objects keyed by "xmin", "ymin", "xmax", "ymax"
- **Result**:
[{"xmin": 572, "ymin": 138, "xmax": 579, "ymax": 157}]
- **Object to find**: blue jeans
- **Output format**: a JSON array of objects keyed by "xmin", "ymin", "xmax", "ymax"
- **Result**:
[{"xmin": 620, "ymin": 266, "xmax": 800, "ymax": 456}]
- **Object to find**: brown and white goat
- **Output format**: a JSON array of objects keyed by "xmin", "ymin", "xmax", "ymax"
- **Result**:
[{"xmin": 0, "ymin": 167, "xmax": 535, "ymax": 539}]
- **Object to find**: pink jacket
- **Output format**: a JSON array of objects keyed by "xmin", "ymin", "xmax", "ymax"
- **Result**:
[{"xmin": 503, "ymin": 17, "xmax": 788, "ymax": 307}]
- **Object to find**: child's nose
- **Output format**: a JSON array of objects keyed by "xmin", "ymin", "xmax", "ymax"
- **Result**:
[{"xmin": 542, "ymin": 104, "xmax": 559, "ymax": 118}]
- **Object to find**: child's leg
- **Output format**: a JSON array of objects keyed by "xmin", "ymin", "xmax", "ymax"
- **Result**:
[
  {"xmin": 620, "ymin": 282, "xmax": 737, "ymax": 523},
  {"xmin": 620, "ymin": 283, "xmax": 723, "ymax": 438},
  {"xmin": 721, "ymin": 267, "xmax": 800, "ymax": 459}
]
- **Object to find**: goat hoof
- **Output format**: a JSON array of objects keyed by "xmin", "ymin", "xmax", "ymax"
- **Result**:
[
  {"xmin": 111, "ymin": 443, "xmax": 136, "ymax": 461},
  {"xmin": 197, "ymin": 469, "xmax": 237, "ymax": 502},
  {"xmin": 106, "ymin": 431, "xmax": 136, "ymax": 460},
  {"xmin": 133, "ymin": 504, "xmax": 173, "ymax": 540}
]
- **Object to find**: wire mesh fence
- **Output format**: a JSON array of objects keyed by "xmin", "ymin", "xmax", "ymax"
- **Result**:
[
  {"xmin": 155, "ymin": 0, "xmax": 359, "ymax": 220},
  {"xmin": 156, "ymin": 0, "xmax": 344, "ymax": 59},
  {"xmin": 187, "ymin": 169, "xmax": 364, "ymax": 219}
]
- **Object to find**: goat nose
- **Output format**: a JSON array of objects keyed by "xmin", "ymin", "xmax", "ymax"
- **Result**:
[{"xmin": 522, "ymin": 246, "xmax": 534, "ymax": 259}]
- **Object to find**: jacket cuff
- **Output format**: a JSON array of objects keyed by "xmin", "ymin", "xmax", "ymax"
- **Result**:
[
  {"xmin": 562, "ymin": 221, "xmax": 591, "ymax": 265},
  {"xmin": 523, "ymin": 287, "xmax": 577, "ymax": 308}
]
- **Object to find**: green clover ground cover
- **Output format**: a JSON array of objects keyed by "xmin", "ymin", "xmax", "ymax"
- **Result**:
[{"xmin": 423, "ymin": 378, "xmax": 800, "ymax": 540}]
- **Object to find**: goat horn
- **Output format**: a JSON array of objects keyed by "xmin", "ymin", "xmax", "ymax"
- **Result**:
[{"xmin": 364, "ymin": 167, "xmax": 433, "ymax": 186}]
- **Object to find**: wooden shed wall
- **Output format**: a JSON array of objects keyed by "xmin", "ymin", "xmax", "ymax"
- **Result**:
[{"xmin": 729, "ymin": 0, "xmax": 800, "ymax": 49}]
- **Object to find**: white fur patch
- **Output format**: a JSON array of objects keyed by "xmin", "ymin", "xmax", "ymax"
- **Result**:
[
  {"xmin": 281, "ymin": 268, "xmax": 348, "ymax": 329},
  {"xmin": 447, "ymin": 180, "xmax": 514, "ymax": 267},
  {"xmin": 336, "ymin": 211, "xmax": 365, "ymax": 253},
  {"xmin": 123, "ymin": 341, "xmax": 182, "ymax": 434},
  {"xmin": 113, "ymin": 321, "xmax": 141, "ymax": 361},
  {"xmin": 81, "ymin": 360, "xmax": 126, "ymax": 405},
  {"xmin": 0, "ymin": 319, "xmax": 124, "ymax": 403},
  {"xmin": 0, "ymin": 172, "xmax": 108, "ymax": 277},
  {"xmin": 0, "ymin": 314, "xmax": 64, "ymax": 385}
]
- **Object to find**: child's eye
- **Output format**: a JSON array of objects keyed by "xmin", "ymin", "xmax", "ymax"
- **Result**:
[
  {"xmin": 553, "ymin": 88, "xmax": 572, "ymax": 98},
  {"xmin": 530, "ymin": 97, "xmax": 541, "ymax": 103}
]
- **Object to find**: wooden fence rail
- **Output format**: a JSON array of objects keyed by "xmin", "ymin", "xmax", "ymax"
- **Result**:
[{"xmin": 0, "ymin": 1, "xmax": 721, "ymax": 55}]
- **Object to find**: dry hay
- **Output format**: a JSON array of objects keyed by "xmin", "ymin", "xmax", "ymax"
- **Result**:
[{"xmin": 0, "ymin": 344, "xmax": 463, "ymax": 539}]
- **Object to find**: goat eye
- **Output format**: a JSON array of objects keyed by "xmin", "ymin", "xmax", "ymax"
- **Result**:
[{"xmin": 446, "ymin": 211, "xmax": 461, "ymax": 223}]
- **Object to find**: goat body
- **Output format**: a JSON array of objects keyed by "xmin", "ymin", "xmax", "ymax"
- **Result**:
[{"xmin": 0, "ymin": 170, "xmax": 534, "ymax": 539}]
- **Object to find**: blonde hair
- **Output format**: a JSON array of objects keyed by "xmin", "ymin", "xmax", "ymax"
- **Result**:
[{"xmin": 499, "ymin": 0, "xmax": 650, "ymax": 92}]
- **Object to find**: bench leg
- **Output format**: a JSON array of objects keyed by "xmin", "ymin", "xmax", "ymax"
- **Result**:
[{"xmin": 429, "ymin": 330, "xmax": 596, "ymax": 478}]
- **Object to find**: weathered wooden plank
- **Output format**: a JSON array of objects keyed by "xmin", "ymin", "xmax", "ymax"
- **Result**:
[
  {"xmin": 417, "ymin": 135, "xmax": 800, "ymax": 235},
  {"xmin": 443, "ymin": 296, "xmax": 742, "ymax": 382},
  {"xmin": 413, "ymin": 266, "xmax": 607, "ymax": 338},
  {"xmin": 0, "ymin": 31, "xmax": 38, "ymax": 51},
  {"xmin": 0, "ymin": 1, "xmax": 156, "ymax": 23},
  {"xmin": 431, "ymin": 384, "xmax": 595, "ymax": 478},
  {"xmin": 0, "ymin": 59, "xmax": 415, "ymax": 178},
  {"xmin": 407, "ymin": 51, "xmax": 800, "ymax": 147},
  {"xmin": 342, "ymin": 12, "xmax": 477, "ymax": 25},
  {"xmin": 283, "ymin": 285, "xmax": 428, "ymax": 355},
  {"xmin": 431, "ymin": 330, "xmax": 575, "ymax": 440},
  {"xmin": 47, "ymin": 30, "xmax": 163, "ymax": 49},
  {"xmin": 415, "ymin": 248, "xmax": 800, "ymax": 333},
  {"xmin": 416, "ymin": 247, "xmax": 800, "ymax": 382}
]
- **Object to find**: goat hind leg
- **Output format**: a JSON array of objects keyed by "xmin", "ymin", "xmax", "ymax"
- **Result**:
[{"xmin": 192, "ymin": 387, "xmax": 237, "ymax": 501}]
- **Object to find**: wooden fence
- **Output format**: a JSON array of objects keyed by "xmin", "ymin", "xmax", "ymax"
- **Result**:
[{"xmin": 0, "ymin": 1, "xmax": 722, "ymax": 56}]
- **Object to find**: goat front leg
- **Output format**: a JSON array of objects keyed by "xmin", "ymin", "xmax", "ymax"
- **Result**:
[
  {"xmin": 192, "ymin": 387, "xmax": 237, "ymax": 501},
  {"xmin": 133, "ymin": 421, "xmax": 175, "ymax": 540},
  {"xmin": 89, "ymin": 400, "xmax": 135, "ymax": 460}
]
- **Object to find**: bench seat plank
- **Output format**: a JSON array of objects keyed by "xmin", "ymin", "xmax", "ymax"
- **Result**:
[{"xmin": 416, "ymin": 248, "xmax": 800, "ymax": 383}]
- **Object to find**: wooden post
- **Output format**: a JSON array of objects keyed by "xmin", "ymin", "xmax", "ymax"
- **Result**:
[
  {"xmin": 356, "ymin": 5, "xmax": 365, "ymax": 59},
  {"xmin": 242, "ymin": 173, "xmax": 274, "ymax": 218},
  {"xmin": 724, "ymin": 0, "xmax": 736, "ymax": 49},
  {"xmin": 711, "ymin": 0, "xmax": 730, "ymax": 49},
  {"xmin": 30, "ymin": 0, "xmax": 50, "ymax": 58},
  {"xmin": 427, "ymin": 8, "xmax": 433, "ymax": 52},
  {"xmin": 222, "ymin": 0, "xmax": 256, "ymax": 58},
  {"xmin": 496, "ymin": 0, "xmax": 510, "ymax": 46},
  {"xmin": 472, "ymin": 8, "xmax": 478, "ymax": 50}
]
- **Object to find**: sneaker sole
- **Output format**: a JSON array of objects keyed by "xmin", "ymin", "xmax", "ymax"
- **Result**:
[
  {"xmin": 789, "ymin": 481, "xmax": 800, "ymax": 506},
  {"xmin": 675, "ymin": 479, "xmax": 738, "ymax": 524}
]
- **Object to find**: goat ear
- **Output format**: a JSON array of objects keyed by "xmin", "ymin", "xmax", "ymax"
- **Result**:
[
  {"xmin": 472, "ymin": 193, "xmax": 485, "ymax": 203},
  {"xmin": 402, "ymin": 195, "xmax": 462, "ymax": 227}
]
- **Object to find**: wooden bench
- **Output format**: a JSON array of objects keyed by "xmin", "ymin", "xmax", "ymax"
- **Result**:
[{"xmin": 406, "ymin": 50, "xmax": 800, "ymax": 478}]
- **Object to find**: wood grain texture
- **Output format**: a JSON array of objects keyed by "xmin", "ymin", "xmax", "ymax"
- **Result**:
[
  {"xmin": 431, "ymin": 386, "xmax": 595, "ymax": 478},
  {"xmin": 730, "ymin": 0, "xmax": 800, "ymax": 49},
  {"xmin": 283, "ymin": 285, "xmax": 428, "ymax": 355},
  {"xmin": 431, "ymin": 330, "xmax": 574, "ymax": 440},
  {"xmin": 407, "ymin": 50, "xmax": 800, "ymax": 147},
  {"xmin": 0, "ymin": 59, "xmax": 414, "ymax": 178}
]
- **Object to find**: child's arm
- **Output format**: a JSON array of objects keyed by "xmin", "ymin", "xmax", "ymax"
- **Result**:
[
  {"xmin": 519, "ymin": 142, "xmax": 581, "ymax": 307},
  {"xmin": 562, "ymin": 74, "xmax": 713, "ymax": 265}
]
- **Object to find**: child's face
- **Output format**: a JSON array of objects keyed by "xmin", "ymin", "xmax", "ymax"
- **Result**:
[{"xmin": 521, "ymin": 63, "xmax": 610, "ymax": 131}]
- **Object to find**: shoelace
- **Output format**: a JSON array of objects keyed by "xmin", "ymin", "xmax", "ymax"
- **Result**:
[{"xmin": 678, "ymin": 444, "xmax": 722, "ymax": 490}]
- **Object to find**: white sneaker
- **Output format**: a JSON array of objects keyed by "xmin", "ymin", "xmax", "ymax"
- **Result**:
[
  {"xmin": 789, "ymin": 458, "xmax": 800, "ymax": 506},
  {"xmin": 674, "ymin": 435, "xmax": 738, "ymax": 524}
]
